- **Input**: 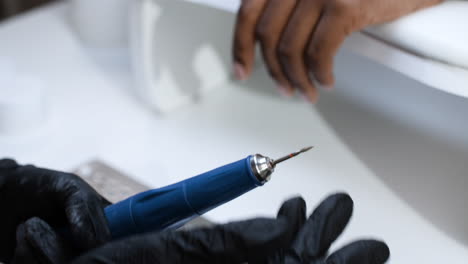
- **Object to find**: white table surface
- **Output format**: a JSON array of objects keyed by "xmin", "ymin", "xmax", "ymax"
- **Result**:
[{"xmin": 1, "ymin": 3, "xmax": 467, "ymax": 263}]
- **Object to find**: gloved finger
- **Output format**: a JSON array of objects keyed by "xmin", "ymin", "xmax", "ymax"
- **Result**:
[
  {"xmin": 276, "ymin": 196, "xmax": 307, "ymax": 243},
  {"xmin": 291, "ymin": 193, "xmax": 353, "ymax": 261},
  {"xmin": 0, "ymin": 158, "xmax": 19, "ymax": 170},
  {"xmin": 12, "ymin": 217, "xmax": 72, "ymax": 264},
  {"xmin": 43, "ymin": 171, "xmax": 112, "ymax": 251},
  {"xmin": 250, "ymin": 197, "xmax": 307, "ymax": 264},
  {"xmin": 255, "ymin": 0, "xmax": 297, "ymax": 95},
  {"xmin": 326, "ymin": 240, "xmax": 390, "ymax": 264},
  {"xmin": 72, "ymin": 218, "xmax": 293, "ymax": 264},
  {"xmin": 232, "ymin": 0, "xmax": 268, "ymax": 80},
  {"xmin": 65, "ymin": 187, "xmax": 111, "ymax": 251}
]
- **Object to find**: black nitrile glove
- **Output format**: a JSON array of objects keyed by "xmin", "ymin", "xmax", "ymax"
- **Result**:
[
  {"xmin": 11, "ymin": 212, "xmax": 297, "ymax": 264},
  {"xmin": 256, "ymin": 194, "xmax": 390, "ymax": 264},
  {"xmin": 71, "ymin": 217, "xmax": 295, "ymax": 264},
  {"xmin": 0, "ymin": 159, "xmax": 111, "ymax": 263},
  {"xmin": 2, "ymin": 158, "xmax": 389, "ymax": 264},
  {"xmin": 69, "ymin": 194, "xmax": 389, "ymax": 264}
]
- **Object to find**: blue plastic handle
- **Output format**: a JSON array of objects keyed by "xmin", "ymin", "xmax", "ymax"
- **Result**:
[{"xmin": 105, "ymin": 156, "xmax": 263, "ymax": 239}]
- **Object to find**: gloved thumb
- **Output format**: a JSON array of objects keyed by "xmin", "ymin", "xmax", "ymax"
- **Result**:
[
  {"xmin": 11, "ymin": 217, "xmax": 73, "ymax": 264},
  {"xmin": 56, "ymin": 173, "xmax": 111, "ymax": 251}
]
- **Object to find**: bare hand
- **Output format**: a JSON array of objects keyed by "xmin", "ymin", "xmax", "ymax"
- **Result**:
[{"xmin": 233, "ymin": 0, "xmax": 443, "ymax": 102}]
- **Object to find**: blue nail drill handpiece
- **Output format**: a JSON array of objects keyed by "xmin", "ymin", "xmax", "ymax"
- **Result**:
[{"xmin": 104, "ymin": 147, "xmax": 313, "ymax": 239}]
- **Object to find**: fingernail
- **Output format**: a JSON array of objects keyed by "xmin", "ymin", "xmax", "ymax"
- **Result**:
[
  {"xmin": 234, "ymin": 62, "xmax": 247, "ymax": 81},
  {"xmin": 277, "ymin": 84, "xmax": 292, "ymax": 97},
  {"xmin": 301, "ymin": 92, "xmax": 317, "ymax": 104}
]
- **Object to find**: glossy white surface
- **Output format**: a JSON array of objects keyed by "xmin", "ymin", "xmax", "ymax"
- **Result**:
[
  {"xmin": 1, "ymin": 2, "xmax": 468, "ymax": 263},
  {"xmin": 366, "ymin": 1, "xmax": 468, "ymax": 69}
]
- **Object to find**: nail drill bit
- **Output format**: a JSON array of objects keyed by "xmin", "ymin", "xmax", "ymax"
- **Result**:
[
  {"xmin": 250, "ymin": 146, "xmax": 314, "ymax": 183},
  {"xmin": 273, "ymin": 146, "xmax": 314, "ymax": 166}
]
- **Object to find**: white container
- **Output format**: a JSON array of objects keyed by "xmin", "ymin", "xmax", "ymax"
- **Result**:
[
  {"xmin": 69, "ymin": 0, "xmax": 130, "ymax": 49},
  {"xmin": 130, "ymin": 0, "xmax": 233, "ymax": 113}
]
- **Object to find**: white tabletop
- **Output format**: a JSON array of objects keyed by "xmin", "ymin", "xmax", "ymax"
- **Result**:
[{"xmin": 0, "ymin": 3, "xmax": 467, "ymax": 263}]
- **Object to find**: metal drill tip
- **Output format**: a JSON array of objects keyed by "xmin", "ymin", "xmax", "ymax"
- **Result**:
[
  {"xmin": 299, "ymin": 146, "xmax": 314, "ymax": 153},
  {"xmin": 272, "ymin": 146, "xmax": 314, "ymax": 166}
]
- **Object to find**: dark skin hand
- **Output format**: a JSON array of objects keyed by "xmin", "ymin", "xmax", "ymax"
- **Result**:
[{"xmin": 233, "ymin": 0, "xmax": 443, "ymax": 102}]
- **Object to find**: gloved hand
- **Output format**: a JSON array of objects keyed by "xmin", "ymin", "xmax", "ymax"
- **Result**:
[
  {"xmin": 254, "ymin": 194, "xmax": 390, "ymax": 263},
  {"xmin": 232, "ymin": 0, "xmax": 443, "ymax": 102},
  {"xmin": 14, "ymin": 205, "xmax": 301, "ymax": 264},
  {"xmin": 0, "ymin": 159, "xmax": 111, "ymax": 263},
  {"xmin": 69, "ymin": 193, "xmax": 389, "ymax": 263},
  {"xmin": 3, "ymin": 158, "xmax": 389, "ymax": 264}
]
